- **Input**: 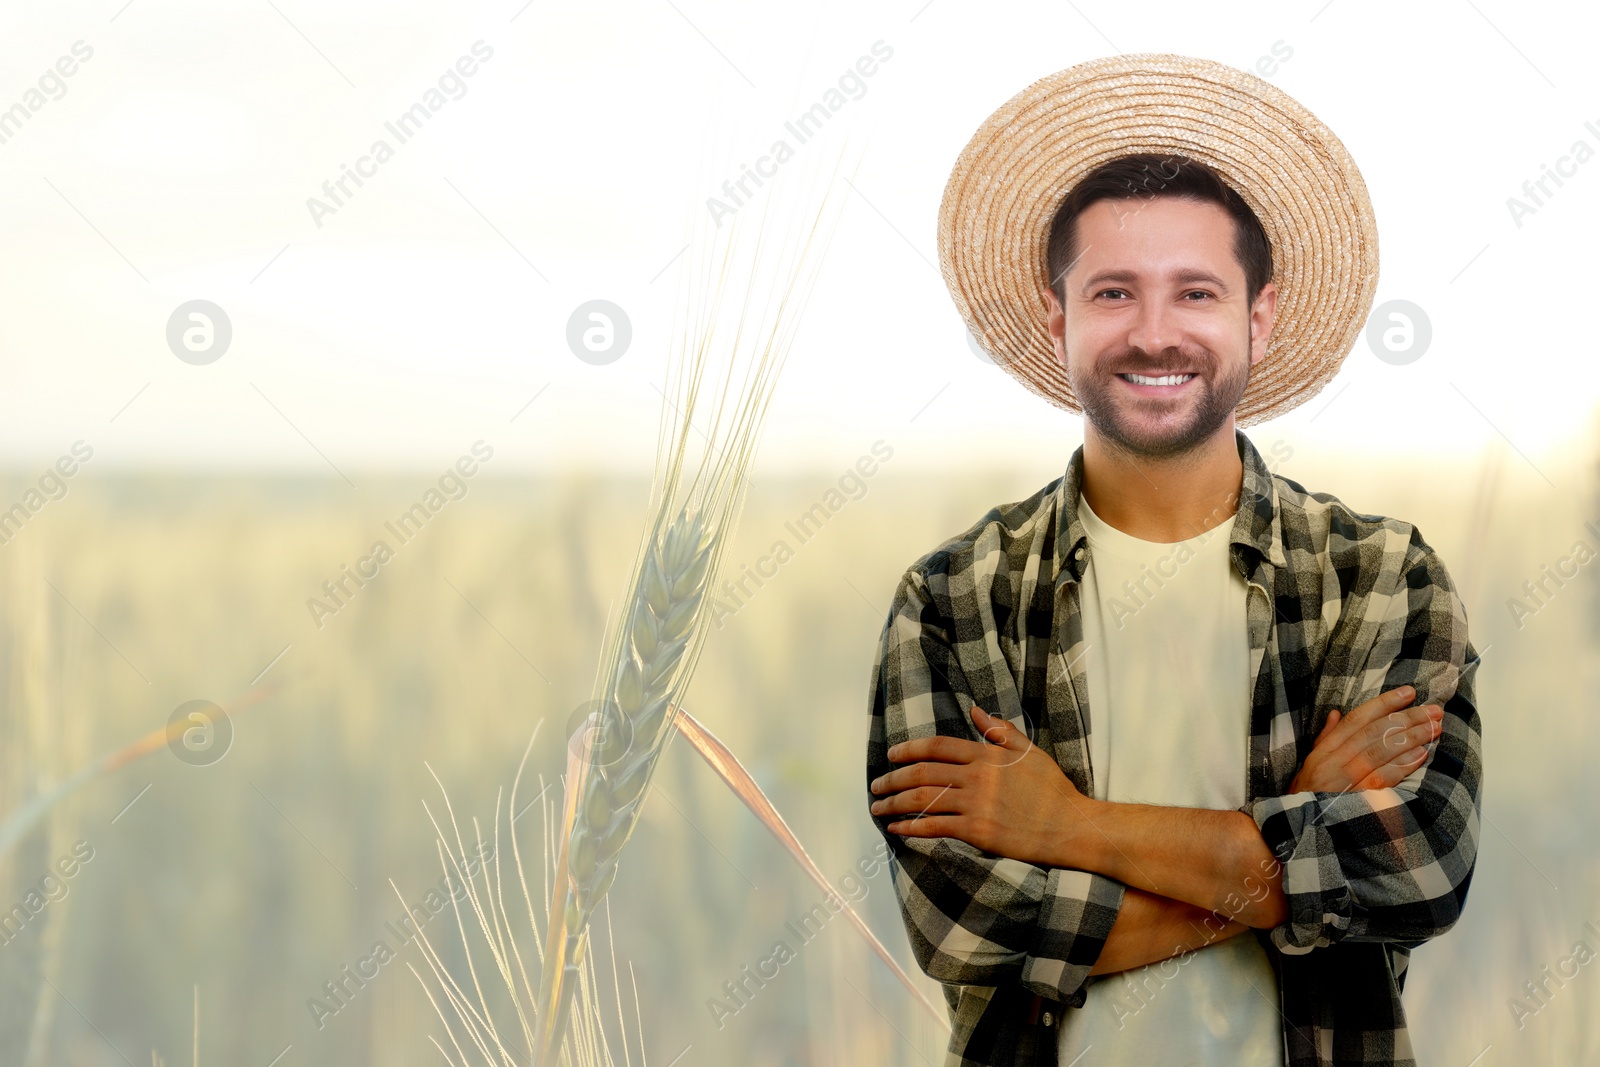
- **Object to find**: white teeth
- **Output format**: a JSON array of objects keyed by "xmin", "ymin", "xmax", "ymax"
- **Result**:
[{"xmin": 1123, "ymin": 373, "xmax": 1195, "ymax": 386}]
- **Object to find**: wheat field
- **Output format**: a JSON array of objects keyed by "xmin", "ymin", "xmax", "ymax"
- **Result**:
[{"xmin": 0, "ymin": 439, "xmax": 1596, "ymax": 1065}]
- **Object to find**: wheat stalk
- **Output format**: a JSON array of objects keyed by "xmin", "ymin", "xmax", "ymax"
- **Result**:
[
  {"xmin": 531, "ymin": 144, "xmax": 855, "ymax": 1064},
  {"xmin": 404, "ymin": 723, "xmax": 646, "ymax": 1067},
  {"xmin": 411, "ymin": 702, "xmax": 949, "ymax": 1063},
  {"xmin": 413, "ymin": 699, "xmax": 948, "ymax": 1066}
]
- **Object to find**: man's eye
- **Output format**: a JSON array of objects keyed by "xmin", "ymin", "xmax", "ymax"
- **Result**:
[
  {"xmin": 1096, "ymin": 289, "xmax": 1128, "ymax": 300},
  {"xmin": 1184, "ymin": 291, "xmax": 1214, "ymax": 301}
]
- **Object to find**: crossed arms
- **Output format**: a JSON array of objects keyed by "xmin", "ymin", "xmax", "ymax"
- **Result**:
[
  {"xmin": 864, "ymin": 543, "xmax": 1483, "ymax": 1004},
  {"xmin": 870, "ymin": 691, "xmax": 1435, "ymax": 976}
]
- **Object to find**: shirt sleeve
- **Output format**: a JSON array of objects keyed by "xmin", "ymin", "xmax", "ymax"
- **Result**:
[
  {"xmin": 1248, "ymin": 537, "xmax": 1483, "ymax": 954},
  {"xmin": 866, "ymin": 564, "xmax": 1125, "ymax": 1006}
]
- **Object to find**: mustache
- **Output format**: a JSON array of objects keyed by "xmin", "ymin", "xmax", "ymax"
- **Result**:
[
  {"xmin": 1111, "ymin": 363, "xmax": 1205, "ymax": 376},
  {"xmin": 1102, "ymin": 349, "xmax": 1213, "ymax": 376}
]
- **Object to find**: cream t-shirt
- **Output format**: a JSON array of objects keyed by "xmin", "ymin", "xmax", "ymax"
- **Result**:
[{"xmin": 1056, "ymin": 490, "xmax": 1284, "ymax": 1066}]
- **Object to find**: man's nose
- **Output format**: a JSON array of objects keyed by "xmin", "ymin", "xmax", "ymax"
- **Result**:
[{"xmin": 1125, "ymin": 296, "xmax": 1182, "ymax": 358}]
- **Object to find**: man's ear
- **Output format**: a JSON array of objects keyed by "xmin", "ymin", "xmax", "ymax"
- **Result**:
[
  {"xmin": 1040, "ymin": 285, "xmax": 1068, "ymax": 367},
  {"xmin": 1248, "ymin": 281, "xmax": 1278, "ymax": 366}
]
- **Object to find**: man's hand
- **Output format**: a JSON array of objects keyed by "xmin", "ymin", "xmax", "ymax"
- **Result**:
[
  {"xmin": 1288, "ymin": 684, "xmax": 1443, "ymax": 794},
  {"xmin": 869, "ymin": 704, "xmax": 1089, "ymax": 867}
]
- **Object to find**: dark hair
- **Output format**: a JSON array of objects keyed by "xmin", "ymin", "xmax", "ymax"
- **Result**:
[{"xmin": 1045, "ymin": 153, "xmax": 1273, "ymax": 307}]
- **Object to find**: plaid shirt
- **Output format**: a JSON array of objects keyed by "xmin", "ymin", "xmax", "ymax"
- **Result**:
[{"xmin": 865, "ymin": 428, "xmax": 1483, "ymax": 1067}]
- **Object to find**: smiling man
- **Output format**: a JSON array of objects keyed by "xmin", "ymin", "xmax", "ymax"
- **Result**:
[{"xmin": 865, "ymin": 55, "xmax": 1482, "ymax": 1067}]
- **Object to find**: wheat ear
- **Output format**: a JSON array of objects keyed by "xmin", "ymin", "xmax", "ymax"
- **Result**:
[
  {"xmin": 534, "ymin": 143, "xmax": 857, "ymax": 1064},
  {"xmin": 533, "ymin": 508, "xmax": 712, "ymax": 1062}
]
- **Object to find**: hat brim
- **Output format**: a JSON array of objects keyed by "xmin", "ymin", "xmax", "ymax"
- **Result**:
[{"xmin": 937, "ymin": 52, "xmax": 1379, "ymax": 428}]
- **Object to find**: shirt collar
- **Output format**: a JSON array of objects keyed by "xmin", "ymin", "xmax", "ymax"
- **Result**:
[{"xmin": 1052, "ymin": 427, "xmax": 1286, "ymax": 590}]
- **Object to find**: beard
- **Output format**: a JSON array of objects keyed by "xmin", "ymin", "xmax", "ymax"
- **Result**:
[{"xmin": 1069, "ymin": 333, "xmax": 1252, "ymax": 460}]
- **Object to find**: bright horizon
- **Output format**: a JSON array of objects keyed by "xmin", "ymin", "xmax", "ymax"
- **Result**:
[{"xmin": 0, "ymin": 0, "xmax": 1592, "ymax": 492}]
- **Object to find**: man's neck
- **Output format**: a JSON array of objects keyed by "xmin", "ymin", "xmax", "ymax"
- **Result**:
[{"xmin": 1079, "ymin": 421, "xmax": 1244, "ymax": 544}]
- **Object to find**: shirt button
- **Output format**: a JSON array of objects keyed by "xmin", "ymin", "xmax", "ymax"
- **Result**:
[
  {"xmin": 1041, "ymin": 1011, "xmax": 1054, "ymax": 1027},
  {"xmin": 1073, "ymin": 547, "xmax": 1085, "ymax": 560}
]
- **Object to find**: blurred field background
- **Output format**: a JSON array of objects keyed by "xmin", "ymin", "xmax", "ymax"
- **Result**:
[
  {"xmin": 2, "ymin": 0, "xmax": 1597, "ymax": 1062},
  {"xmin": 0, "ymin": 428, "xmax": 1596, "ymax": 1066}
]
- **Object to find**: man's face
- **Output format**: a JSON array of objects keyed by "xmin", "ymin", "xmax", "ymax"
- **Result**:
[{"xmin": 1042, "ymin": 196, "xmax": 1277, "ymax": 458}]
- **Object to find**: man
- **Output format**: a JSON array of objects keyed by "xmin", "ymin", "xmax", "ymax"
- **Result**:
[{"xmin": 864, "ymin": 54, "xmax": 1482, "ymax": 1066}]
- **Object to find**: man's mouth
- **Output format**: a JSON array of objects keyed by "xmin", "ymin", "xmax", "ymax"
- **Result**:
[{"xmin": 1118, "ymin": 372, "xmax": 1197, "ymax": 389}]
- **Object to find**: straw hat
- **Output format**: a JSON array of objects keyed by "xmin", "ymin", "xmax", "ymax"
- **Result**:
[{"xmin": 938, "ymin": 53, "xmax": 1379, "ymax": 427}]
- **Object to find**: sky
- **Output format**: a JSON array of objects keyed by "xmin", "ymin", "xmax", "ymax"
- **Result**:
[{"xmin": 0, "ymin": 0, "xmax": 1595, "ymax": 489}]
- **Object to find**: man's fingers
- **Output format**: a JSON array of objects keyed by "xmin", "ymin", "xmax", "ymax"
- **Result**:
[
  {"xmin": 886, "ymin": 735, "xmax": 982, "ymax": 765},
  {"xmin": 1330, "ymin": 687, "xmax": 1418, "ymax": 750},
  {"xmin": 1320, "ymin": 696, "xmax": 1436, "ymax": 766},
  {"xmin": 971, "ymin": 705, "xmax": 1031, "ymax": 751},
  {"xmin": 1339, "ymin": 685, "xmax": 1418, "ymax": 734},
  {"xmin": 1355, "ymin": 745, "xmax": 1431, "ymax": 790},
  {"xmin": 885, "ymin": 814, "xmax": 961, "ymax": 838},
  {"xmin": 1293, "ymin": 694, "xmax": 1443, "ymax": 793},
  {"xmin": 871, "ymin": 784, "xmax": 962, "ymax": 818},
  {"xmin": 1355, "ymin": 705, "xmax": 1441, "ymax": 762},
  {"xmin": 871, "ymin": 759, "xmax": 966, "ymax": 796},
  {"xmin": 1347, "ymin": 718, "xmax": 1440, "ymax": 785}
]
